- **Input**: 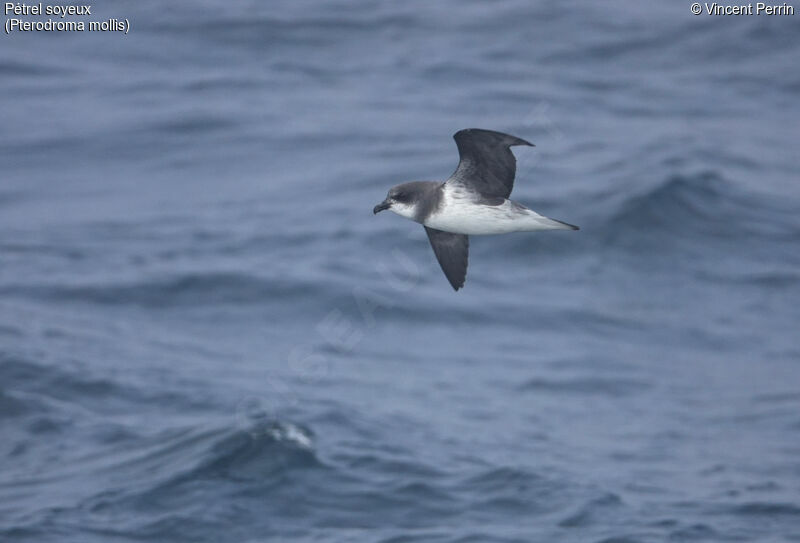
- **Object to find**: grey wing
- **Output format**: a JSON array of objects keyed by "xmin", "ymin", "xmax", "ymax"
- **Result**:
[
  {"xmin": 424, "ymin": 226, "xmax": 469, "ymax": 291},
  {"xmin": 447, "ymin": 128, "xmax": 533, "ymax": 200}
]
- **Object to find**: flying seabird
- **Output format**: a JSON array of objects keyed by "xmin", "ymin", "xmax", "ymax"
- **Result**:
[{"xmin": 373, "ymin": 128, "xmax": 578, "ymax": 291}]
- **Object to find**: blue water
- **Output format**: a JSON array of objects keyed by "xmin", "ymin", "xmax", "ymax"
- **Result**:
[{"xmin": 2, "ymin": 2, "xmax": 799, "ymax": 541}]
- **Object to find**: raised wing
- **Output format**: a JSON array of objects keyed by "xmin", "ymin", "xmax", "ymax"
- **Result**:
[
  {"xmin": 424, "ymin": 227, "xmax": 469, "ymax": 291},
  {"xmin": 447, "ymin": 128, "xmax": 533, "ymax": 200}
]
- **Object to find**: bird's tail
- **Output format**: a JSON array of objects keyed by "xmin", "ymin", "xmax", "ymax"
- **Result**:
[
  {"xmin": 528, "ymin": 214, "xmax": 580, "ymax": 231},
  {"xmin": 514, "ymin": 205, "xmax": 579, "ymax": 231}
]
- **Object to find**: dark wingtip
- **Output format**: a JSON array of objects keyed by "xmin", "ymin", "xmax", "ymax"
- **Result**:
[
  {"xmin": 511, "ymin": 133, "xmax": 534, "ymax": 147},
  {"xmin": 446, "ymin": 275, "xmax": 464, "ymax": 291},
  {"xmin": 454, "ymin": 128, "xmax": 533, "ymax": 147}
]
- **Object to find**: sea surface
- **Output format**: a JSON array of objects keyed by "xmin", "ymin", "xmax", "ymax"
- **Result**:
[{"xmin": 1, "ymin": 2, "xmax": 799, "ymax": 542}]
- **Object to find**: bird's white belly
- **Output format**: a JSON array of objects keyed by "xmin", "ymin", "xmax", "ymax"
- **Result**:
[
  {"xmin": 424, "ymin": 202, "xmax": 522, "ymax": 234},
  {"xmin": 424, "ymin": 189, "xmax": 547, "ymax": 235}
]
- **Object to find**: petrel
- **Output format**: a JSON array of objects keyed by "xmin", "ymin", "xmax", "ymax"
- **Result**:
[{"xmin": 373, "ymin": 128, "xmax": 579, "ymax": 291}]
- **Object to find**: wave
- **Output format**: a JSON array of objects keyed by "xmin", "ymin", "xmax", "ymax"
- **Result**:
[
  {"xmin": 558, "ymin": 493, "xmax": 624, "ymax": 528},
  {"xmin": 607, "ymin": 172, "xmax": 798, "ymax": 240},
  {"xmin": 0, "ymin": 353, "xmax": 211, "ymax": 419},
  {"xmin": 0, "ymin": 388, "xmax": 35, "ymax": 418},
  {"xmin": 465, "ymin": 481, "xmax": 563, "ymax": 516},
  {"xmin": 518, "ymin": 377, "xmax": 649, "ymax": 397},
  {"xmin": 2, "ymin": 272, "xmax": 333, "ymax": 309},
  {"xmin": 39, "ymin": 421, "xmax": 323, "ymax": 543},
  {"xmin": 726, "ymin": 502, "xmax": 800, "ymax": 517},
  {"xmin": 166, "ymin": 421, "xmax": 319, "ymax": 484}
]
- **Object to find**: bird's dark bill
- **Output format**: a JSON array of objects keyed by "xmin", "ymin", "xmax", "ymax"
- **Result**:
[{"xmin": 373, "ymin": 200, "xmax": 390, "ymax": 214}]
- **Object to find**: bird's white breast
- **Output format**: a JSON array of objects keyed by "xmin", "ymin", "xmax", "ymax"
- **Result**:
[
  {"xmin": 422, "ymin": 185, "xmax": 541, "ymax": 235},
  {"xmin": 425, "ymin": 185, "xmax": 525, "ymax": 235}
]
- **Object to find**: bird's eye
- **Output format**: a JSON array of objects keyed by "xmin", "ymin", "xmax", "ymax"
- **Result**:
[{"xmin": 393, "ymin": 192, "xmax": 404, "ymax": 201}]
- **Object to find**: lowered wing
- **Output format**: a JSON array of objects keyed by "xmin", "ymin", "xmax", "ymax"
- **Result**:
[{"xmin": 424, "ymin": 226, "xmax": 469, "ymax": 291}]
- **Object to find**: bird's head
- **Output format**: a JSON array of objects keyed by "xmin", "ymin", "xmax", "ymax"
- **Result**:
[{"xmin": 373, "ymin": 182, "xmax": 424, "ymax": 219}]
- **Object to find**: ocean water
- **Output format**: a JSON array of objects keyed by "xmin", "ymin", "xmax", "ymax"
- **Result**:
[{"xmin": 1, "ymin": 2, "xmax": 799, "ymax": 542}]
